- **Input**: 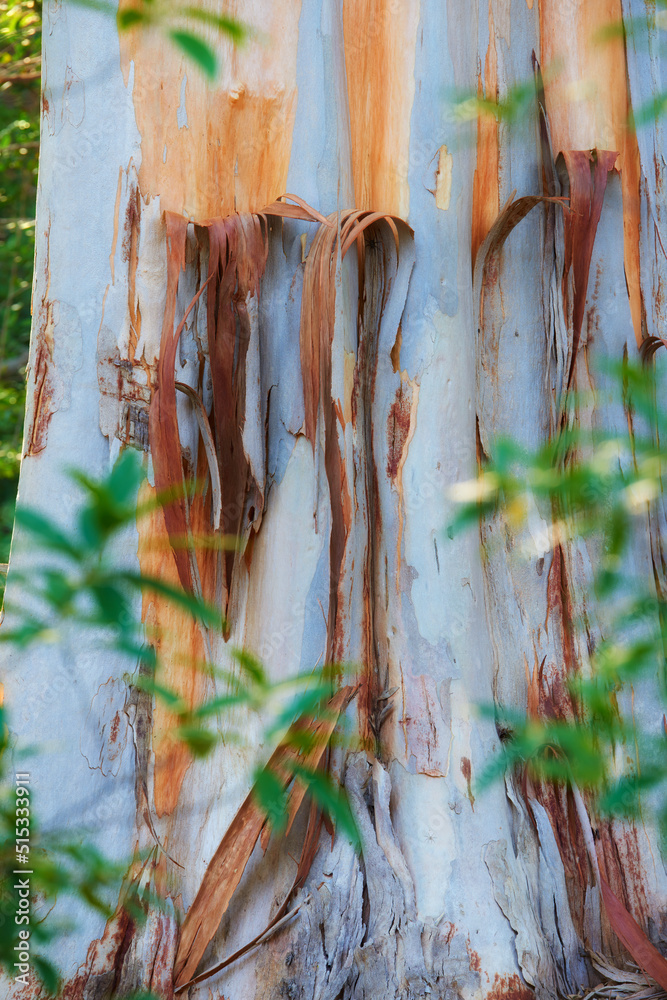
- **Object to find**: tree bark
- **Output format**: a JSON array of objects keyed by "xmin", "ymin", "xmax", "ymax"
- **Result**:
[{"xmin": 3, "ymin": 1, "xmax": 667, "ymax": 999}]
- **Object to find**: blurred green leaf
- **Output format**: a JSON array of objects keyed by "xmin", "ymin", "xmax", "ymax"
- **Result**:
[
  {"xmin": 288, "ymin": 764, "xmax": 358, "ymax": 845},
  {"xmin": 31, "ymin": 955, "xmax": 60, "ymax": 995},
  {"xmin": 169, "ymin": 29, "xmax": 217, "ymax": 79},
  {"xmin": 180, "ymin": 7, "xmax": 246, "ymax": 43},
  {"xmin": 176, "ymin": 725, "xmax": 218, "ymax": 757},
  {"xmin": 14, "ymin": 508, "xmax": 80, "ymax": 558},
  {"xmin": 117, "ymin": 7, "xmax": 147, "ymax": 29},
  {"xmin": 118, "ymin": 571, "xmax": 221, "ymax": 628},
  {"xmin": 253, "ymin": 765, "xmax": 288, "ymax": 833}
]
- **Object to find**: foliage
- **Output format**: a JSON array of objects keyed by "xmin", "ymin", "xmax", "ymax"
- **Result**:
[
  {"xmin": 74, "ymin": 0, "xmax": 249, "ymax": 80},
  {"xmin": 0, "ymin": 702, "xmax": 129, "ymax": 993},
  {"xmin": 0, "ymin": 449, "xmax": 356, "ymax": 991},
  {"xmin": 451, "ymin": 360, "xmax": 667, "ymax": 843},
  {"xmin": 448, "ymin": 2, "xmax": 667, "ymax": 134},
  {"xmin": 0, "ymin": 0, "xmax": 41, "ymax": 569}
]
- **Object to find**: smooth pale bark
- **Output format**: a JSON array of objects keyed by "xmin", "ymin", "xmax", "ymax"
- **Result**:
[{"xmin": 2, "ymin": 2, "xmax": 667, "ymax": 999}]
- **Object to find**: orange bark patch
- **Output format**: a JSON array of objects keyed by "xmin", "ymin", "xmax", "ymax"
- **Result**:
[
  {"xmin": 619, "ymin": 118, "xmax": 643, "ymax": 348},
  {"xmin": 343, "ymin": 0, "xmax": 419, "ymax": 217},
  {"xmin": 137, "ymin": 481, "xmax": 213, "ymax": 818},
  {"xmin": 471, "ymin": 1, "xmax": 500, "ymax": 268},
  {"xmin": 538, "ymin": 0, "xmax": 625, "ymax": 153},
  {"xmin": 24, "ymin": 303, "xmax": 55, "ymax": 457},
  {"xmin": 386, "ymin": 379, "xmax": 413, "ymax": 481},
  {"xmin": 119, "ymin": 3, "xmax": 302, "ymax": 218},
  {"xmin": 538, "ymin": 0, "xmax": 644, "ymax": 348},
  {"xmin": 466, "ymin": 937, "xmax": 481, "ymax": 973},
  {"xmin": 25, "ymin": 223, "xmax": 56, "ymax": 457},
  {"xmin": 485, "ymin": 973, "xmax": 533, "ymax": 1000}
]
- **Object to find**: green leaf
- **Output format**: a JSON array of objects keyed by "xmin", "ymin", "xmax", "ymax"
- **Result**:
[
  {"xmin": 118, "ymin": 571, "xmax": 221, "ymax": 628},
  {"xmin": 252, "ymin": 765, "xmax": 288, "ymax": 833},
  {"xmin": 231, "ymin": 647, "xmax": 267, "ymax": 687},
  {"xmin": 189, "ymin": 691, "xmax": 252, "ymax": 719},
  {"xmin": 177, "ymin": 725, "xmax": 218, "ymax": 757},
  {"xmin": 106, "ymin": 449, "xmax": 145, "ymax": 505},
  {"xmin": 288, "ymin": 764, "xmax": 359, "ymax": 846},
  {"xmin": 14, "ymin": 508, "xmax": 79, "ymax": 558},
  {"xmin": 180, "ymin": 8, "xmax": 247, "ymax": 43},
  {"xmin": 117, "ymin": 8, "xmax": 147, "ymax": 30},
  {"xmin": 265, "ymin": 685, "xmax": 333, "ymax": 739},
  {"xmin": 169, "ymin": 29, "xmax": 217, "ymax": 80},
  {"xmin": 31, "ymin": 955, "xmax": 60, "ymax": 995},
  {"xmin": 88, "ymin": 582, "xmax": 131, "ymax": 625}
]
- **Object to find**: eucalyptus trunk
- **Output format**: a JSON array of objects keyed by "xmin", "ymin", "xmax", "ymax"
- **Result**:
[{"xmin": 3, "ymin": 2, "xmax": 667, "ymax": 999}]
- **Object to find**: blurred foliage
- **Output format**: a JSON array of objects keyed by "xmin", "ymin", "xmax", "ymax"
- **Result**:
[
  {"xmin": 0, "ymin": 449, "xmax": 356, "ymax": 990},
  {"xmin": 448, "ymin": 2, "xmax": 667, "ymax": 134},
  {"xmin": 0, "ymin": 725, "xmax": 130, "ymax": 994},
  {"xmin": 451, "ymin": 361, "xmax": 667, "ymax": 845},
  {"xmin": 0, "ymin": 0, "xmax": 40, "ymax": 571},
  {"xmin": 75, "ymin": 0, "xmax": 250, "ymax": 80}
]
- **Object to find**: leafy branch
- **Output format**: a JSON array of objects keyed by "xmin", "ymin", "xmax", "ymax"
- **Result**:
[
  {"xmin": 451, "ymin": 360, "xmax": 667, "ymax": 842},
  {"xmin": 0, "ymin": 449, "xmax": 358, "ymax": 991}
]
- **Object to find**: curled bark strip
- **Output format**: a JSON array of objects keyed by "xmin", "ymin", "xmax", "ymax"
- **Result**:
[
  {"xmin": 560, "ymin": 150, "xmax": 619, "ymax": 387},
  {"xmin": 474, "ymin": 191, "xmax": 566, "ymax": 327},
  {"xmin": 298, "ymin": 210, "xmax": 414, "ymax": 661},
  {"xmin": 598, "ymin": 878, "xmax": 667, "ymax": 992},
  {"xmin": 532, "ymin": 51, "xmax": 557, "ymax": 199},
  {"xmin": 571, "ymin": 785, "xmax": 667, "ymax": 989},
  {"xmin": 473, "ymin": 192, "xmax": 565, "ymax": 456},
  {"xmin": 148, "ymin": 214, "xmax": 210, "ymax": 594},
  {"xmin": 174, "ymin": 382, "xmax": 222, "ymax": 531},
  {"xmin": 639, "ymin": 335, "xmax": 667, "ymax": 364},
  {"xmin": 174, "ymin": 895, "xmax": 312, "ymax": 993},
  {"xmin": 150, "ymin": 195, "xmax": 327, "ymax": 623},
  {"xmin": 261, "ymin": 193, "xmax": 334, "ymax": 228},
  {"xmin": 172, "ymin": 686, "xmax": 357, "ymax": 990}
]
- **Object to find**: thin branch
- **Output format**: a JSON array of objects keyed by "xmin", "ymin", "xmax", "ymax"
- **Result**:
[{"xmin": 0, "ymin": 72, "xmax": 41, "ymax": 84}]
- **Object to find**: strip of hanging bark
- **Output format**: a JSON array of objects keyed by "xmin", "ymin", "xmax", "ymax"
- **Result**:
[
  {"xmin": 175, "ymin": 800, "xmax": 324, "ymax": 993},
  {"xmin": 560, "ymin": 150, "xmax": 618, "ymax": 388},
  {"xmin": 473, "ymin": 190, "xmax": 571, "ymax": 461},
  {"xmin": 599, "ymin": 876, "xmax": 667, "ymax": 991},
  {"xmin": 148, "ymin": 214, "xmax": 200, "ymax": 595},
  {"xmin": 299, "ymin": 210, "xmax": 413, "ymax": 662},
  {"xmin": 532, "ymin": 52, "xmax": 557, "ymax": 199},
  {"xmin": 474, "ymin": 191, "xmax": 566, "ymax": 328},
  {"xmin": 149, "ymin": 196, "xmax": 334, "ymax": 623},
  {"xmin": 175, "ymin": 896, "xmax": 311, "ymax": 993},
  {"xmin": 570, "ymin": 785, "xmax": 667, "ymax": 989},
  {"xmin": 172, "ymin": 685, "xmax": 357, "ymax": 990},
  {"xmin": 639, "ymin": 336, "xmax": 667, "ymax": 364},
  {"xmin": 174, "ymin": 381, "xmax": 222, "ymax": 532}
]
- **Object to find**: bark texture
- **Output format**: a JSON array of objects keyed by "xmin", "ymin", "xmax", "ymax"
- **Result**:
[{"xmin": 3, "ymin": 1, "xmax": 667, "ymax": 999}]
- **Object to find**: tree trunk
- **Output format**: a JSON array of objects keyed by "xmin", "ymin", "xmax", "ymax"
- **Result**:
[{"xmin": 3, "ymin": 1, "xmax": 667, "ymax": 998}]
